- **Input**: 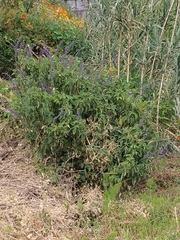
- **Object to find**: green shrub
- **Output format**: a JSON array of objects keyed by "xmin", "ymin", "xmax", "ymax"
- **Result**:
[
  {"xmin": 9, "ymin": 44, "xmax": 160, "ymax": 188},
  {"xmin": 0, "ymin": 0, "xmax": 86, "ymax": 76},
  {"xmin": 0, "ymin": 34, "xmax": 15, "ymax": 77}
]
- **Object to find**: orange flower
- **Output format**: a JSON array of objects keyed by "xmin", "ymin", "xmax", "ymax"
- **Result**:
[
  {"xmin": 42, "ymin": 0, "xmax": 52, "ymax": 8},
  {"xmin": 20, "ymin": 15, "xmax": 26, "ymax": 20},
  {"xmin": 77, "ymin": 21, "xmax": 84, "ymax": 27},
  {"xmin": 57, "ymin": 8, "xmax": 68, "ymax": 18},
  {"xmin": 73, "ymin": 19, "xmax": 84, "ymax": 27},
  {"xmin": 109, "ymin": 67, "xmax": 117, "ymax": 73},
  {"xmin": 53, "ymin": 5, "xmax": 59, "ymax": 11},
  {"xmin": 20, "ymin": 13, "xmax": 28, "ymax": 20},
  {"xmin": 38, "ymin": 0, "xmax": 84, "ymax": 28}
]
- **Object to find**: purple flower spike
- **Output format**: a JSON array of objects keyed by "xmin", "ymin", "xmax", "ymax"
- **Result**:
[
  {"xmin": 18, "ymin": 66, "xmax": 25, "ymax": 77},
  {"xmin": 75, "ymin": 48, "xmax": 82, "ymax": 57},
  {"xmin": 99, "ymin": 57, "xmax": 106, "ymax": 66},
  {"xmin": 49, "ymin": 68, "xmax": 53, "ymax": 81},
  {"xmin": 27, "ymin": 46, "xmax": 33, "ymax": 58},
  {"xmin": 13, "ymin": 37, "xmax": 22, "ymax": 55},
  {"xmin": 40, "ymin": 81, "xmax": 52, "ymax": 94},
  {"xmin": 94, "ymin": 68, "xmax": 103, "ymax": 83},
  {"xmin": 77, "ymin": 109, "xmax": 81, "ymax": 121},
  {"xmin": 139, "ymin": 115, "xmax": 145, "ymax": 128},
  {"xmin": 105, "ymin": 73, "xmax": 113, "ymax": 84},
  {"xmin": 141, "ymin": 128, "xmax": 149, "ymax": 140},
  {"xmin": 111, "ymin": 55, "xmax": 117, "ymax": 64},
  {"xmin": 40, "ymin": 48, "xmax": 50, "ymax": 57},
  {"xmin": 53, "ymin": 108, "xmax": 65, "ymax": 123},
  {"xmin": 3, "ymin": 73, "xmax": 12, "ymax": 81},
  {"xmin": 60, "ymin": 42, "xmax": 75, "ymax": 63},
  {"xmin": 54, "ymin": 40, "xmax": 64, "ymax": 56},
  {"xmin": 142, "ymin": 152, "xmax": 150, "ymax": 160},
  {"xmin": 7, "ymin": 108, "xmax": 23, "ymax": 120},
  {"xmin": 64, "ymin": 42, "xmax": 74, "ymax": 55}
]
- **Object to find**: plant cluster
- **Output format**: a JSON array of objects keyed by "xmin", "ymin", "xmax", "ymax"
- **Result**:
[
  {"xmin": 1, "ymin": 0, "xmax": 178, "ymax": 190},
  {"xmin": 8, "ymin": 42, "xmax": 162, "ymax": 188}
]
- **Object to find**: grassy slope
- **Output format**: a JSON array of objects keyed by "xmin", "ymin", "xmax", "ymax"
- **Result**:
[{"xmin": 98, "ymin": 158, "xmax": 180, "ymax": 240}]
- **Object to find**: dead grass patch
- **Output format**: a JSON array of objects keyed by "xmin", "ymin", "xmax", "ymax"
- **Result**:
[
  {"xmin": 0, "ymin": 121, "xmax": 180, "ymax": 239},
  {"xmin": 0, "ymin": 122, "xmax": 102, "ymax": 240}
]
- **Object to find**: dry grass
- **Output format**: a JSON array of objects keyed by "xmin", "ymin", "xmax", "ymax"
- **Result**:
[
  {"xmin": 0, "ymin": 120, "xmax": 180, "ymax": 240},
  {"xmin": 0, "ymin": 121, "xmax": 103, "ymax": 240}
]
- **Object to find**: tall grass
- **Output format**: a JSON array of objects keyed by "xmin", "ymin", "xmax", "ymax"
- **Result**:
[{"xmin": 86, "ymin": 0, "xmax": 180, "ymax": 131}]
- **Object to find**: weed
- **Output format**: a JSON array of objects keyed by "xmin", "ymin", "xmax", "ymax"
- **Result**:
[{"xmin": 146, "ymin": 178, "xmax": 157, "ymax": 194}]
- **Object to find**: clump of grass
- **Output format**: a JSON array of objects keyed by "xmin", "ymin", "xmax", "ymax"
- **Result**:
[{"xmin": 96, "ymin": 169, "xmax": 180, "ymax": 240}]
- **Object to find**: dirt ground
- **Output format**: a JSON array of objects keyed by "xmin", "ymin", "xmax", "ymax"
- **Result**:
[{"xmin": 0, "ymin": 122, "xmax": 102, "ymax": 240}]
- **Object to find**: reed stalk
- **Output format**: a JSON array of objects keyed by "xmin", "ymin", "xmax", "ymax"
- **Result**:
[
  {"xmin": 140, "ymin": 33, "xmax": 149, "ymax": 94},
  {"xmin": 117, "ymin": 29, "xmax": 122, "ymax": 77},
  {"xmin": 156, "ymin": 0, "xmax": 179, "ymax": 132},
  {"xmin": 149, "ymin": 0, "xmax": 176, "ymax": 80},
  {"xmin": 127, "ymin": 31, "xmax": 132, "ymax": 83}
]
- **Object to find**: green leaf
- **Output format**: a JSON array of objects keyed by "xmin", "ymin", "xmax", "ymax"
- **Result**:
[{"xmin": 18, "ymin": 0, "xmax": 26, "ymax": 13}]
